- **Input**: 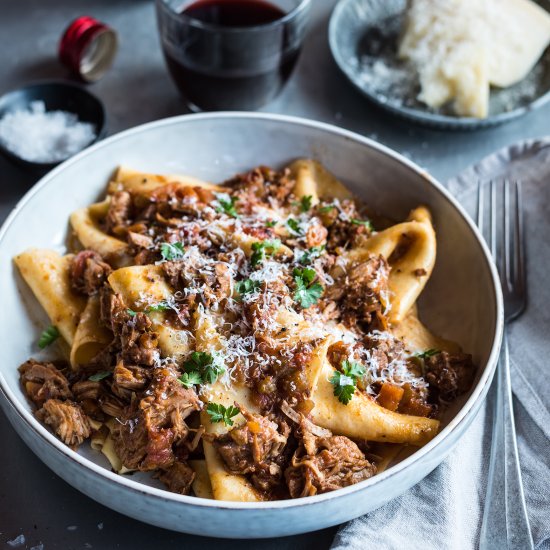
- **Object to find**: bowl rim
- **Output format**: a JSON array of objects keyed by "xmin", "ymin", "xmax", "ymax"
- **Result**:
[
  {"xmin": 328, "ymin": 0, "xmax": 550, "ymax": 130},
  {"xmin": 0, "ymin": 79, "xmax": 106, "ymax": 169},
  {"xmin": 0, "ymin": 111, "xmax": 504, "ymax": 510}
]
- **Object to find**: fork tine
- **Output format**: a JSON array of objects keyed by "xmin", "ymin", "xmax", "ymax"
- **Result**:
[
  {"xmin": 504, "ymin": 180, "xmax": 512, "ymax": 292},
  {"xmin": 478, "ymin": 178, "xmax": 526, "ymax": 322},
  {"xmin": 514, "ymin": 180, "xmax": 526, "ymax": 294},
  {"xmin": 490, "ymin": 179, "xmax": 498, "ymax": 261},
  {"xmin": 477, "ymin": 180, "xmax": 484, "ymax": 230}
]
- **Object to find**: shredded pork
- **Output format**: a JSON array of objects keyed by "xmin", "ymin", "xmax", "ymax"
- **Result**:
[
  {"xmin": 70, "ymin": 250, "xmax": 112, "ymax": 296},
  {"xmin": 285, "ymin": 420, "xmax": 377, "ymax": 498},
  {"xmin": 36, "ymin": 399, "xmax": 91, "ymax": 447}
]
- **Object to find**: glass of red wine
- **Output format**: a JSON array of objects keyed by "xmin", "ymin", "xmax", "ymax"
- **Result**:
[{"xmin": 156, "ymin": 0, "xmax": 310, "ymax": 111}]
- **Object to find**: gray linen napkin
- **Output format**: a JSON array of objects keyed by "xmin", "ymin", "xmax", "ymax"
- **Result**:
[{"xmin": 331, "ymin": 139, "xmax": 550, "ymax": 550}]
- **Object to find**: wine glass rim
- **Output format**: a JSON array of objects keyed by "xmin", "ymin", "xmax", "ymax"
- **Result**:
[{"xmin": 158, "ymin": 0, "xmax": 311, "ymax": 32}]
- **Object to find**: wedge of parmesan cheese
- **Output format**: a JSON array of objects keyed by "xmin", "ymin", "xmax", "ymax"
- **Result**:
[
  {"xmin": 398, "ymin": 0, "xmax": 550, "ymax": 118},
  {"xmin": 488, "ymin": 0, "xmax": 550, "ymax": 87}
]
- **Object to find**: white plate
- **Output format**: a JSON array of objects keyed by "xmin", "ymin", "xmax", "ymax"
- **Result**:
[{"xmin": 0, "ymin": 113, "xmax": 503, "ymax": 538}]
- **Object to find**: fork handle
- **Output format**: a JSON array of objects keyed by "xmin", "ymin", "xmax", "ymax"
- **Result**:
[{"xmin": 479, "ymin": 332, "xmax": 534, "ymax": 550}]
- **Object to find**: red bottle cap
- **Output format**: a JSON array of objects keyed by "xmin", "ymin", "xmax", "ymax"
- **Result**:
[{"xmin": 59, "ymin": 16, "xmax": 118, "ymax": 82}]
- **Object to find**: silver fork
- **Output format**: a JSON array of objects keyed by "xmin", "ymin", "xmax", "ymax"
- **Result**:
[{"xmin": 477, "ymin": 180, "xmax": 533, "ymax": 550}]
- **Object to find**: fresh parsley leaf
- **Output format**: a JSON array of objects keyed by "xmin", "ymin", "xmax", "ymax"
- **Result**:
[
  {"xmin": 203, "ymin": 358, "xmax": 225, "ymax": 384},
  {"xmin": 206, "ymin": 402, "xmax": 240, "ymax": 426},
  {"xmin": 299, "ymin": 245, "xmax": 326, "ymax": 265},
  {"xmin": 178, "ymin": 371, "xmax": 203, "ymax": 388},
  {"xmin": 38, "ymin": 325, "xmax": 60, "ymax": 349},
  {"xmin": 294, "ymin": 266, "xmax": 316, "ymax": 287},
  {"xmin": 128, "ymin": 302, "xmax": 175, "ymax": 316},
  {"xmin": 341, "ymin": 359, "xmax": 366, "ymax": 379},
  {"xmin": 147, "ymin": 301, "xmax": 172, "ymax": 312},
  {"xmin": 183, "ymin": 351, "xmax": 225, "ymax": 385},
  {"xmin": 318, "ymin": 204, "xmax": 336, "ymax": 214},
  {"xmin": 265, "ymin": 220, "xmax": 278, "ymax": 228},
  {"xmin": 415, "ymin": 348, "xmax": 440, "ymax": 359},
  {"xmin": 293, "ymin": 267, "xmax": 323, "ymax": 308},
  {"xmin": 299, "ymin": 195, "xmax": 313, "ymax": 212},
  {"xmin": 88, "ymin": 371, "xmax": 112, "ymax": 382},
  {"xmin": 329, "ymin": 359, "xmax": 366, "ymax": 405},
  {"xmin": 236, "ymin": 278, "xmax": 261, "ymax": 297},
  {"xmin": 329, "ymin": 371, "xmax": 357, "ymax": 405},
  {"xmin": 291, "ymin": 196, "xmax": 312, "ymax": 212},
  {"xmin": 350, "ymin": 218, "xmax": 374, "ymax": 231},
  {"xmin": 215, "ymin": 194, "xmax": 239, "ymax": 218},
  {"xmin": 250, "ymin": 239, "xmax": 281, "ymax": 267},
  {"xmin": 160, "ymin": 241, "xmax": 185, "ymax": 262},
  {"xmin": 286, "ymin": 218, "xmax": 303, "ymax": 236}
]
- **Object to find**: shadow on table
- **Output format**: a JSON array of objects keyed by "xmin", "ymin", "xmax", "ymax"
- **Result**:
[{"xmin": 9, "ymin": 56, "xmax": 68, "ymax": 83}]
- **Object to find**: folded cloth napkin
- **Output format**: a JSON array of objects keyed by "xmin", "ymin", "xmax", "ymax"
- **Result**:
[{"xmin": 331, "ymin": 139, "xmax": 550, "ymax": 550}]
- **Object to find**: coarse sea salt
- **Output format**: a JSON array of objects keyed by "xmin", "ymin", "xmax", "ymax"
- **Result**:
[{"xmin": 0, "ymin": 100, "xmax": 96, "ymax": 163}]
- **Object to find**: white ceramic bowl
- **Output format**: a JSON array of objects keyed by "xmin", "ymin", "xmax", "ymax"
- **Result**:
[{"xmin": 0, "ymin": 113, "xmax": 503, "ymax": 538}]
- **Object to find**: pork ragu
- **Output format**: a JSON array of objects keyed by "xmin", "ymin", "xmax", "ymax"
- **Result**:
[{"xmin": 17, "ymin": 162, "xmax": 476, "ymax": 500}]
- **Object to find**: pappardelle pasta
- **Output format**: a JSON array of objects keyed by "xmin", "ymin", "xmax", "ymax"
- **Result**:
[{"xmin": 15, "ymin": 160, "xmax": 476, "ymax": 501}]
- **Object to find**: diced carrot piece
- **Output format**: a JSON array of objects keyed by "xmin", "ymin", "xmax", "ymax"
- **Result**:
[
  {"xmin": 401, "ymin": 398, "xmax": 432, "ymax": 417},
  {"xmin": 398, "ymin": 384, "xmax": 432, "ymax": 417},
  {"xmin": 377, "ymin": 383, "xmax": 404, "ymax": 412}
]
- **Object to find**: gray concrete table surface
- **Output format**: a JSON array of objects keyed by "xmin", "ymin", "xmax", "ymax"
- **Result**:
[{"xmin": 0, "ymin": 0, "xmax": 549, "ymax": 548}]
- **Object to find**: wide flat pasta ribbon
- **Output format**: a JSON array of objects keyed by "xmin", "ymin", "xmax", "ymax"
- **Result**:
[
  {"xmin": 14, "ymin": 249, "xmax": 86, "ymax": 347},
  {"xmin": 307, "ymin": 339, "xmax": 439, "ymax": 446},
  {"xmin": 108, "ymin": 166, "xmax": 224, "ymax": 195},
  {"xmin": 288, "ymin": 158, "xmax": 354, "ymax": 204},
  {"xmin": 347, "ymin": 207, "xmax": 437, "ymax": 324}
]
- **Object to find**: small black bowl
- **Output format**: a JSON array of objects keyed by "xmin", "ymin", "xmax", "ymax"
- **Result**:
[{"xmin": 0, "ymin": 81, "xmax": 106, "ymax": 175}]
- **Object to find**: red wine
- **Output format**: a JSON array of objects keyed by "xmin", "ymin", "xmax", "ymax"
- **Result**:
[
  {"xmin": 159, "ymin": 0, "xmax": 304, "ymax": 110},
  {"xmin": 183, "ymin": 0, "xmax": 285, "ymax": 27}
]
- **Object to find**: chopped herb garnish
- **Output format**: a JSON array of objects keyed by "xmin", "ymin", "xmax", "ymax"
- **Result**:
[
  {"xmin": 183, "ymin": 351, "xmax": 225, "ymax": 385},
  {"xmin": 329, "ymin": 372, "xmax": 357, "ymax": 405},
  {"xmin": 286, "ymin": 218, "xmax": 304, "ymax": 236},
  {"xmin": 341, "ymin": 359, "xmax": 367, "ymax": 379},
  {"xmin": 178, "ymin": 370, "xmax": 203, "ymax": 388},
  {"xmin": 236, "ymin": 278, "xmax": 261, "ymax": 297},
  {"xmin": 350, "ymin": 218, "xmax": 374, "ymax": 231},
  {"xmin": 293, "ymin": 267, "xmax": 323, "ymax": 308},
  {"xmin": 299, "ymin": 245, "xmax": 326, "ymax": 265},
  {"xmin": 301, "ymin": 195, "xmax": 313, "ymax": 212},
  {"xmin": 128, "ymin": 302, "xmax": 174, "ymax": 316},
  {"xmin": 215, "ymin": 194, "xmax": 239, "ymax": 218},
  {"xmin": 265, "ymin": 220, "xmax": 278, "ymax": 228},
  {"xmin": 415, "ymin": 348, "xmax": 440, "ymax": 359},
  {"xmin": 206, "ymin": 403, "xmax": 240, "ymax": 426},
  {"xmin": 88, "ymin": 371, "xmax": 112, "ymax": 382},
  {"xmin": 250, "ymin": 239, "xmax": 281, "ymax": 267},
  {"xmin": 160, "ymin": 241, "xmax": 185, "ymax": 262},
  {"xmin": 318, "ymin": 204, "xmax": 336, "ymax": 214},
  {"xmin": 38, "ymin": 325, "xmax": 59, "ymax": 349},
  {"xmin": 293, "ymin": 195, "xmax": 313, "ymax": 212},
  {"xmin": 147, "ymin": 301, "xmax": 172, "ymax": 312},
  {"xmin": 330, "ymin": 359, "xmax": 366, "ymax": 405}
]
